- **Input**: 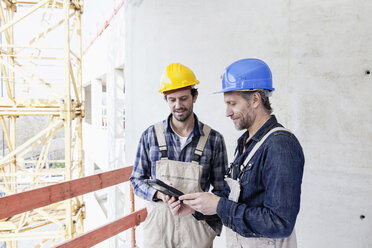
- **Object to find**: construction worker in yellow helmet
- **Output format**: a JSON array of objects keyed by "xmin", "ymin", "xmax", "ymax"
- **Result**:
[{"xmin": 130, "ymin": 63, "xmax": 228, "ymax": 248}]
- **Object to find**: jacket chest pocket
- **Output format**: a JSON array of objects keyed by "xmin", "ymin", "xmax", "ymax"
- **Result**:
[{"xmin": 240, "ymin": 162, "xmax": 254, "ymax": 186}]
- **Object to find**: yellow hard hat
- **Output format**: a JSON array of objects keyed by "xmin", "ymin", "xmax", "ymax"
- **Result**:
[{"xmin": 159, "ymin": 63, "xmax": 199, "ymax": 93}]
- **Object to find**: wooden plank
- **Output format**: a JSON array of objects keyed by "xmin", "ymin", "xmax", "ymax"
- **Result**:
[
  {"xmin": 55, "ymin": 208, "xmax": 147, "ymax": 248},
  {"xmin": 0, "ymin": 166, "xmax": 133, "ymax": 219}
]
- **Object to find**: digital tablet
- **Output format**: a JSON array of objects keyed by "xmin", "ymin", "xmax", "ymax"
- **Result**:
[{"xmin": 145, "ymin": 179, "xmax": 184, "ymax": 199}]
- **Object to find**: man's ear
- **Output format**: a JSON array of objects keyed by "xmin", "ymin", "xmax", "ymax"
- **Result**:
[{"xmin": 252, "ymin": 92, "xmax": 261, "ymax": 108}]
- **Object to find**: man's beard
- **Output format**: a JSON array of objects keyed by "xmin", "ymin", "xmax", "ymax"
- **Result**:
[
  {"xmin": 234, "ymin": 110, "xmax": 254, "ymax": 130},
  {"xmin": 173, "ymin": 107, "xmax": 193, "ymax": 122}
]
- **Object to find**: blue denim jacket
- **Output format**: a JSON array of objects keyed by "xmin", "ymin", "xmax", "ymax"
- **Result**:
[{"xmin": 216, "ymin": 115, "xmax": 304, "ymax": 238}]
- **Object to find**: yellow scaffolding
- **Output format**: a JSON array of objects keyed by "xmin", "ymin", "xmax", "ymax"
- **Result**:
[{"xmin": 0, "ymin": 0, "xmax": 84, "ymax": 247}]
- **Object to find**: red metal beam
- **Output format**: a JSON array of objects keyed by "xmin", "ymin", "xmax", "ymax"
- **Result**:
[
  {"xmin": 0, "ymin": 166, "xmax": 133, "ymax": 219},
  {"xmin": 55, "ymin": 208, "xmax": 148, "ymax": 248}
]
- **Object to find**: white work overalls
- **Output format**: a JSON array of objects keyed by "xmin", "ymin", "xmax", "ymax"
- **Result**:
[
  {"xmin": 225, "ymin": 127, "xmax": 297, "ymax": 248},
  {"xmin": 141, "ymin": 122, "xmax": 216, "ymax": 248}
]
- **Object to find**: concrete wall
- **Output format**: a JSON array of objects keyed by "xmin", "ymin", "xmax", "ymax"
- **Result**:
[{"xmin": 124, "ymin": 1, "xmax": 372, "ymax": 248}]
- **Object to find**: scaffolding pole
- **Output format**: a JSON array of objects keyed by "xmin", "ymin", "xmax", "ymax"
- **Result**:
[{"xmin": 0, "ymin": 0, "xmax": 84, "ymax": 247}]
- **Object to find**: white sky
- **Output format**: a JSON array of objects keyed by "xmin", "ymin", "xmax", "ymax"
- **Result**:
[
  {"xmin": 82, "ymin": 0, "xmax": 118, "ymax": 50},
  {"xmin": 0, "ymin": 0, "xmax": 118, "ymax": 99}
]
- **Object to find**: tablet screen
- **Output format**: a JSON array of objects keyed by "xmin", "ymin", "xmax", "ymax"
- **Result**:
[{"xmin": 145, "ymin": 179, "xmax": 184, "ymax": 198}]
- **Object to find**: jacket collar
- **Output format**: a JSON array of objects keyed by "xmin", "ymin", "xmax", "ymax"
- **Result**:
[
  {"xmin": 236, "ymin": 115, "xmax": 278, "ymax": 154},
  {"xmin": 250, "ymin": 115, "xmax": 278, "ymax": 142}
]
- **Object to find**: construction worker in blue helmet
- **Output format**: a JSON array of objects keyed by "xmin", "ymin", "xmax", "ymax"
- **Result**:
[
  {"xmin": 169, "ymin": 58, "xmax": 305, "ymax": 248},
  {"xmin": 130, "ymin": 63, "xmax": 228, "ymax": 248}
]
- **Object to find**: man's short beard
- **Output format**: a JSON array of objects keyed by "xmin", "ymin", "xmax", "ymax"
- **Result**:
[
  {"xmin": 235, "ymin": 111, "xmax": 254, "ymax": 130},
  {"xmin": 173, "ymin": 108, "xmax": 193, "ymax": 122}
]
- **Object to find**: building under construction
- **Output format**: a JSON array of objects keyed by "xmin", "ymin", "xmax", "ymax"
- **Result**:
[{"xmin": 1, "ymin": 0, "xmax": 372, "ymax": 247}]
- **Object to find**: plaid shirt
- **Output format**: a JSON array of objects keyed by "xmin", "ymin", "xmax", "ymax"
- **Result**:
[{"xmin": 130, "ymin": 114, "xmax": 228, "ymax": 235}]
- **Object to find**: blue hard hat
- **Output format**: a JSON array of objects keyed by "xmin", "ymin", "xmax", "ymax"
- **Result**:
[{"xmin": 216, "ymin": 58, "xmax": 274, "ymax": 93}]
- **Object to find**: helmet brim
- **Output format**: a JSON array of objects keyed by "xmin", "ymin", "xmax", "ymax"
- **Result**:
[{"xmin": 214, "ymin": 87, "xmax": 274, "ymax": 94}]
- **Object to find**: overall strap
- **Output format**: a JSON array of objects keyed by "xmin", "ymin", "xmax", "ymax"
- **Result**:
[
  {"xmin": 192, "ymin": 124, "xmax": 211, "ymax": 163},
  {"xmin": 231, "ymin": 127, "xmax": 291, "ymax": 180},
  {"xmin": 242, "ymin": 127, "xmax": 291, "ymax": 167},
  {"xmin": 154, "ymin": 122, "xmax": 168, "ymax": 159}
]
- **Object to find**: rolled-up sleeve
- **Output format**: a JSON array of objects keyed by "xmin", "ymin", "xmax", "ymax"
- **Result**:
[{"xmin": 210, "ymin": 134, "xmax": 228, "ymax": 193}]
